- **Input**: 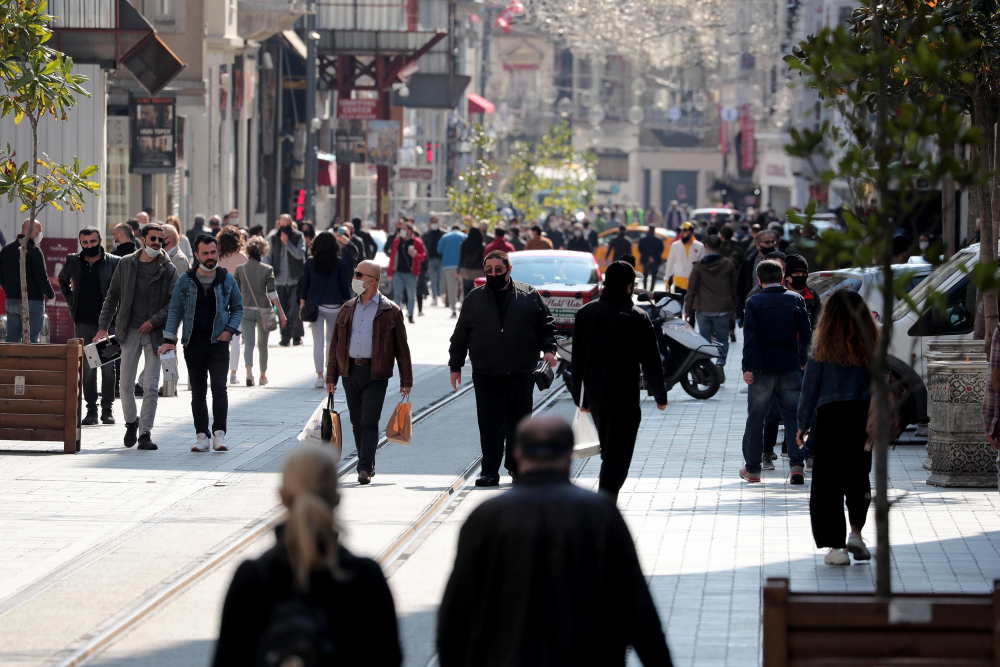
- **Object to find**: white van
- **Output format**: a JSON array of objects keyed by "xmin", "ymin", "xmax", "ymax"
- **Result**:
[{"xmin": 887, "ymin": 243, "xmax": 980, "ymax": 425}]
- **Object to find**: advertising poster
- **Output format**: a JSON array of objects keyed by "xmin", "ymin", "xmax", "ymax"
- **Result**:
[
  {"xmin": 131, "ymin": 97, "xmax": 175, "ymax": 172},
  {"xmin": 41, "ymin": 238, "xmax": 76, "ymax": 344},
  {"xmin": 366, "ymin": 120, "xmax": 399, "ymax": 166},
  {"xmin": 335, "ymin": 119, "xmax": 366, "ymax": 164}
]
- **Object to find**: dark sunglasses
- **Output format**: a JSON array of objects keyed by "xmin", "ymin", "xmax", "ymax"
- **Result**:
[
  {"xmin": 146, "ymin": 236, "xmax": 164, "ymax": 244},
  {"xmin": 353, "ymin": 272, "xmax": 373, "ymax": 280}
]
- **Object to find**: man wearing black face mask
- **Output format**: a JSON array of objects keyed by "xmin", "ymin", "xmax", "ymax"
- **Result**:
[
  {"xmin": 448, "ymin": 250, "xmax": 558, "ymax": 486},
  {"xmin": 59, "ymin": 226, "xmax": 121, "ymax": 426},
  {"xmin": 784, "ymin": 254, "xmax": 821, "ymax": 326}
]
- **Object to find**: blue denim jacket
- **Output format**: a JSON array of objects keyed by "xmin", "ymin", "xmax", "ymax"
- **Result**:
[
  {"xmin": 796, "ymin": 358, "xmax": 871, "ymax": 430},
  {"xmin": 164, "ymin": 267, "xmax": 243, "ymax": 346},
  {"xmin": 742, "ymin": 285, "xmax": 812, "ymax": 374}
]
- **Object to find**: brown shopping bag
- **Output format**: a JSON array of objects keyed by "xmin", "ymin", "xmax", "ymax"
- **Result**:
[
  {"xmin": 321, "ymin": 393, "xmax": 343, "ymax": 457},
  {"xmin": 385, "ymin": 396, "xmax": 412, "ymax": 444}
]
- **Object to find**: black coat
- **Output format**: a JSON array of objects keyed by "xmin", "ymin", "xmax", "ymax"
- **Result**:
[
  {"xmin": 0, "ymin": 235, "xmax": 55, "ymax": 301},
  {"xmin": 437, "ymin": 470, "xmax": 672, "ymax": 667},
  {"xmin": 213, "ymin": 529, "xmax": 402, "ymax": 667},
  {"xmin": 736, "ymin": 248, "xmax": 765, "ymax": 322},
  {"xmin": 449, "ymin": 280, "xmax": 557, "ymax": 376},
  {"xmin": 354, "ymin": 229, "xmax": 378, "ymax": 260},
  {"xmin": 422, "ymin": 227, "xmax": 445, "ymax": 258},
  {"xmin": 572, "ymin": 294, "xmax": 668, "ymax": 407},
  {"xmin": 58, "ymin": 250, "xmax": 120, "ymax": 322},
  {"xmin": 607, "ymin": 233, "xmax": 633, "ymax": 262},
  {"xmin": 565, "ymin": 236, "xmax": 591, "ymax": 253}
]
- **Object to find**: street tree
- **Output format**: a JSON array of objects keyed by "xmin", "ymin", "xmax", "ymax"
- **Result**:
[
  {"xmin": 0, "ymin": 0, "xmax": 100, "ymax": 343},
  {"xmin": 785, "ymin": 3, "xmax": 990, "ymax": 596},
  {"xmin": 505, "ymin": 122, "xmax": 596, "ymax": 221},
  {"xmin": 447, "ymin": 123, "xmax": 502, "ymax": 228}
]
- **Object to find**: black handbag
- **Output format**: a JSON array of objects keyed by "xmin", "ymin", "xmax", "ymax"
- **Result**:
[
  {"xmin": 534, "ymin": 360, "xmax": 554, "ymax": 391},
  {"xmin": 320, "ymin": 393, "xmax": 343, "ymax": 454}
]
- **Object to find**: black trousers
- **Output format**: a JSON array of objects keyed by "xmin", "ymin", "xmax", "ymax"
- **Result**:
[
  {"xmin": 184, "ymin": 342, "xmax": 229, "ymax": 435},
  {"xmin": 75, "ymin": 322, "xmax": 115, "ymax": 411},
  {"xmin": 343, "ymin": 361, "xmax": 389, "ymax": 475},
  {"xmin": 472, "ymin": 371, "xmax": 534, "ymax": 477},
  {"xmin": 590, "ymin": 405, "xmax": 642, "ymax": 501},
  {"xmin": 810, "ymin": 400, "xmax": 872, "ymax": 548}
]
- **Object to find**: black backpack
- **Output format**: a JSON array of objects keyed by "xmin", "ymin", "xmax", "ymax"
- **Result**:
[{"xmin": 256, "ymin": 597, "xmax": 337, "ymax": 667}]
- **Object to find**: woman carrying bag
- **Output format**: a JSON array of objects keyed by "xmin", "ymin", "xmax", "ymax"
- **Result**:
[
  {"xmin": 796, "ymin": 288, "xmax": 875, "ymax": 566},
  {"xmin": 299, "ymin": 231, "xmax": 352, "ymax": 389},
  {"xmin": 235, "ymin": 236, "xmax": 287, "ymax": 387}
]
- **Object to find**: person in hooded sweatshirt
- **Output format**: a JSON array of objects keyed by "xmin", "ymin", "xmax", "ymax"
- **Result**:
[{"xmin": 685, "ymin": 234, "xmax": 738, "ymax": 380}]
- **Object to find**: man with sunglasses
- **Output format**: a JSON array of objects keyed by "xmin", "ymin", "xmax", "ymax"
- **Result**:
[
  {"xmin": 736, "ymin": 228, "xmax": 779, "ymax": 327},
  {"xmin": 326, "ymin": 260, "xmax": 413, "ymax": 485},
  {"xmin": 96, "ymin": 223, "xmax": 178, "ymax": 451}
]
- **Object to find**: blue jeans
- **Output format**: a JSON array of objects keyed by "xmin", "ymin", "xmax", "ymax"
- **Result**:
[
  {"xmin": 5, "ymin": 299, "xmax": 45, "ymax": 343},
  {"xmin": 427, "ymin": 257, "xmax": 444, "ymax": 299},
  {"xmin": 696, "ymin": 312, "xmax": 730, "ymax": 364},
  {"xmin": 742, "ymin": 370, "xmax": 804, "ymax": 473},
  {"xmin": 393, "ymin": 272, "xmax": 417, "ymax": 319}
]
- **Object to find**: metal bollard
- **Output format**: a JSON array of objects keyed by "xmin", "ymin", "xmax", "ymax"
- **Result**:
[{"xmin": 161, "ymin": 380, "xmax": 177, "ymax": 397}]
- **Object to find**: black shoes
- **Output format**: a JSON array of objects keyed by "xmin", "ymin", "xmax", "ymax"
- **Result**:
[
  {"xmin": 507, "ymin": 468, "xmax": 519, "ymax": 482},
  {"xmin": 408, "ymin": 317, "xmax": 415, "ymax": 324},
  {"xmin": 101, "ymin": 408, "xmax": 115, "ymax": 424},
  {"xmin": 134, "ymin": 382, "xmax": 143, "ymax": 396},
  {"xmin": 475, "ymin": 474, "xmax": 500, "ymax": 487},
  {"xmin": 279, "ymin": 340, "xmax": 290, "ymax": 347},
  {"xmin": 358, "ymin": 471, "xmax": 372, "ymax": 485},
  {"xmin": 124, "ymin": 419, "xmax": 139, "ymax": 448},
  {"xmin": 292, "ymin": 339, "xmax": 302, "ymax": 346},
  {"xmin": 82, "ymin": 409, "xmax": 98, "ymax": 426},
  {"xmin": 137, "ymin": 432, "xmax": 158, "ymax": 450}
]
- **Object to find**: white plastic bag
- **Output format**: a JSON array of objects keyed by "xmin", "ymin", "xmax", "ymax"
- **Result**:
[
  {"xmin": 571, "ymin": 382, "xmax": 601, "ymax": 459},
  {"xmin": 297, "ymin": 398, "xmax": 328, "ymax": 446},
  {"xmin": 159, "ymin": 350, "xmax": 179, "ymax": 382}
]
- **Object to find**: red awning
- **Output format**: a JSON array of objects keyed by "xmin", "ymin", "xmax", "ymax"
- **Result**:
[{"xmin": 467, "ymin": 93, "xmax": 495, "ymax": 115}]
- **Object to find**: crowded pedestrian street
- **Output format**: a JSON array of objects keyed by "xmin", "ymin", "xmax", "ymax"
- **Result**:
[{"xmin": 3, "ymin": 302, "xmax": 999, "ymax": 667}]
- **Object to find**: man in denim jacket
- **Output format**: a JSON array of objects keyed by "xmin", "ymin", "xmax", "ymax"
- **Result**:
[
  {"xmin": 159, "ymin": 234, "xmax": 243, "ymax": 453},
  {"xmin": 740, "ymin": 259, "xmax": 812, "ymax": 484}
]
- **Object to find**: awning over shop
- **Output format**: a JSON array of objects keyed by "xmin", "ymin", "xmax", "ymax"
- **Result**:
[
  {"xmin": 317, "ymin": 152, "xmax": 337, "ymax": 187},
  {"xmin": 467, "ymin": 93, "xmax": 495, "ymax": 115}
]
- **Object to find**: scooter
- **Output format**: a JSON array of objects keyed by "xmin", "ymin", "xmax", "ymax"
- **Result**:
[{"xmin": 553, "ymin": 292, "xmax": 723, "ymax": 400}]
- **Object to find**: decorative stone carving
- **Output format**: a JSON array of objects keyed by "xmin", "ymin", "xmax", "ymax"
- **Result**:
[{"xmin": 925, "ymin": 339, "xmax": 997, "ymax": 487}]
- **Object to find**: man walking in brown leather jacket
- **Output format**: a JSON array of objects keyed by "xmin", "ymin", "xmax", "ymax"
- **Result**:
[{"xmin": 326, "ymin": 260, "xmax": 413, "ymax": 484}]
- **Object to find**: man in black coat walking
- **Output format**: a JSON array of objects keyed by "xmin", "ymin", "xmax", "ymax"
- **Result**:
[
  {"xmin": 437, "ymin": 415, "xmax": 672, "ymax": 667},
  {"xmin": 572, "ymin": 261, "xmax": 668, "ymax": 500},
  {"xmin": 607, "ymin": 224, "xmax": 634, "ymax": 263},
  {"xmin": 449, "ymin": 250, "xmax": 557, "ymax": 486}
]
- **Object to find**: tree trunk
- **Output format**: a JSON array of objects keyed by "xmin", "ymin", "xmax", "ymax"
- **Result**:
[
  {"xmin": 974, "ymin": 91, "xmax": 998, "ymax": 352},
  {"xmin": 20, "ymin": 117, "xmax": 39, "ymax": 343}
]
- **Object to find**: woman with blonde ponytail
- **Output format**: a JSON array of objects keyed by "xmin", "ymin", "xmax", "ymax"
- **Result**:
[{"xmin": 213, "ymin": 444, "xmax": 402, "ymax": 666}]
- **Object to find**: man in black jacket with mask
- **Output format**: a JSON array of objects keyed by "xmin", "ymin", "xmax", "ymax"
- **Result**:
[
  {"xmin": 572, "ymin": 261, "xmax": 668, "ymax": 500},
  {"xmin": 59, "ymin": 226, "xmax": 120, "ymax": 425},
  {"xmin": 449, "ymin": 250, "xmax": 557, "ymax": 486},
  {"xmin": 437, "ymin": 415, "xmax": 673, "ymax": 667}
]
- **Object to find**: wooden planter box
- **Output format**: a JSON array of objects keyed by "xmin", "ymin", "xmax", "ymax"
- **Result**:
[
  {"xmin": 763, "ymin": 577, "xmax": 1000, "ymax": 666},
  {"xmin": 0, "ymin": 340, "xmax": 82, "ymax": 454}
]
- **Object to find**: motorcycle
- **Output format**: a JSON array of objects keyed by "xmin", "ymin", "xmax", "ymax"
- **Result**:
[{"xmin": 553, "ymin": 292, "xmax": 723, "ymax": 400}]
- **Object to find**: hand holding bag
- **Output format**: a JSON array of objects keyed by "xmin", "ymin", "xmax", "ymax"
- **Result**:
[
  {"xmin": 571, "ymin": 382, "xmax": 601, "ymax": 459},
  {"xmin": 533, "ymin": 359, "xmax": 554, "ymax": 391},
  {"xmin": 320, "ymin": 392, "xmax": 343, "ymax": 457},
  {"xmin": 385, "ymin": 395, "xmax": 413, "ymax": 444}
]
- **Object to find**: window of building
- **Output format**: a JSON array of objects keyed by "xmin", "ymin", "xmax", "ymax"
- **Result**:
[
  {"xmin": 228, "ymin": 0, "xmax": 237, "ymax": 26},
  {"xmin": 596, "ymin": 154, "xmax": 629, "ymax": 182},
  {"xmin": 155, "ymin": 0, "xmax": 173, "ymax": 22}
]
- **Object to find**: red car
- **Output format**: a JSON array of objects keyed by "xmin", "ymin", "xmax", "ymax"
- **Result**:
[{"xmin": 475, "ymin": 250, "xmax": 602, "ymax": 331}]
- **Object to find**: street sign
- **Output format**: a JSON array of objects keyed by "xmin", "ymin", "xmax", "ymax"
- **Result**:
[
  {"xmin": 337, "ymin": 98, "xmax": 379, "ymax": 120},
  {"xmin": 396, "ymin": 167, "xmax": 434, "ymax": 181}
]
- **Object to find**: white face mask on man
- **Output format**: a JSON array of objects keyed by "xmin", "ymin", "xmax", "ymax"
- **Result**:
[
  {"xmin": 352, "ymin": 278, "xmax": 369, "ymax": 295},
  {"xmin": 143, "ymin": 245, "xmax": 158, "ymax": 258}
]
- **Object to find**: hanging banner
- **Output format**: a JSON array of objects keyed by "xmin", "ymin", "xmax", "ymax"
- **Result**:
[
  {"xmin": 741, "ymin": 106, "xmax": 756, "ymax": 173},
  {"xmin": 367, "ymin": 120, "xmax": 400, "ymax": 166},
  {"xmin": 130, "ymin": 97, "xmax": 176, "ymax": 173},
  {"xmin": 335, "ymin": 119, "xmax": 367, "ymax": 164}
]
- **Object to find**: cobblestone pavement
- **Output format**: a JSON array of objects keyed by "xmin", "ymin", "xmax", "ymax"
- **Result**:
[{"xmin": 3, "ymin": 304, "xmax": 1000, "ymax": 667}]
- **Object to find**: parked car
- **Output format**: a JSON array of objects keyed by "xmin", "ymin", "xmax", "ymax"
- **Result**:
[
  {"xmin": 689, "ymin": 208, "xmax": 738, "ymax": 225},
  {"xmin": 783, "ymin": 212, "xmax": 841, "ymax": 241},
  {"xmin": 475, "ymin": 250, "xmax": 601, "ymax": 332},
  {"xmin": 807, "ymin": 263, "xmax": 932, "ymax": 324},
  {"xmin": 594, "ymin": 225, "xmax": 676, "ymax": 274}
]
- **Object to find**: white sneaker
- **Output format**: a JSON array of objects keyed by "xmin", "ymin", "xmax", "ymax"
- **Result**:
[
  {"xmin": 824, "ymin": 548, "xmax": 850, "ymax": 565},
  {"xmin": 313, "ymin": 377, "xmax": 325, "ymax": 389},
  {"xmin": 847, "ymin": 532, "xmax": 871, "ymax": 560},
  {"xmin": 229, "ymin": 372, "xmax": 238, "ymax": 385},
  {"xmin": 213, "ymin": 430, "xmax": 227, "ymax": 451},
  {"xmin": 191, "ymin": 433, "xmax": 210, "ymax": 452}
]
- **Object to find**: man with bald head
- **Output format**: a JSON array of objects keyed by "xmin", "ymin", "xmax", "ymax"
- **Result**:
[
  {"xmin": 0, "ymin": 218, "xmax": 55, "ymax": 342},
  {"xmin": 326, "ymin": 259, "xmax": 413, "ymax": 485},
  {"xmin": 438, "ymin": 415, "xmax": 672, "ymax": 666}
]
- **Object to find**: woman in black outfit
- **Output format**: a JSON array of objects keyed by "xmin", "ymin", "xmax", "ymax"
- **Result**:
[
  {"xmin": 457, "ymin": 225, "xmax": 486, "ymax": 298},
  {"xmin": 213, "ymin": 444, "xmax": 402, "ymax": 666},
  {"xmin": 796, "ymin": 289, "xmax": 875, "ymax": 566}
]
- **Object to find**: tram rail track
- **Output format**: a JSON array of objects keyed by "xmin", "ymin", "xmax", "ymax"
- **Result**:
[{"xmin": 49, "ymin": 380, "xmax": 566, "ymax": 667}]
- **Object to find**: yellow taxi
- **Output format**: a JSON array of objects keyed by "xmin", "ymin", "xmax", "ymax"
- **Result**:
[{"xmin": 594, "ymin": 225, "xmax": 676, "ymax": 273}]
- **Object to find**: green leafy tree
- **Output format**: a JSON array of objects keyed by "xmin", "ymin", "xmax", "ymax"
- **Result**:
[
  {"xmin": 0, "ymin": 0, "xmax": 99, "ymax": 342},
  {"xmin": 504, "ymin": 122, "xmax": 596, "ymax": 220},
  {"xmin": 785, "ymin": 2, "xmax": 990, "ymax": 595},
  {"xmin": 447, "ymin": 124, "xmax": 502, "ymax": 227}
]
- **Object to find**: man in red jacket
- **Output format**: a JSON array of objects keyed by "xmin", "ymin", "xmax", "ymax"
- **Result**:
[
  {"xmin": 388, "ymin": 220, "xmax": 427, "ymax": 324},
  {"xmin": 483, "ymin": 226, "xmax": 516, "ymax": 258}
]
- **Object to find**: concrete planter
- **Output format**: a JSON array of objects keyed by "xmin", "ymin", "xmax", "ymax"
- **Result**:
[{"xmin": 925, "ymin": 339, "xmax": 996, "ymax": 487}]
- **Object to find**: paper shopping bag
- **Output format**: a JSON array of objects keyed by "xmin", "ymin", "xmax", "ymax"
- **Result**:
[
  {"xmin": 297, "ymin": 398, "xmax": 328, "ymax": 446},
  {"xmin": 321, "ymin": 393, "xmax": 343, "ymax": 457},
  {"xmin": 571, "ymin": 381, "xmax": 601, "ymax": 459},
  {"xmin": 385, "ymin": 396, "xmax": 412, "ymax": 444}
]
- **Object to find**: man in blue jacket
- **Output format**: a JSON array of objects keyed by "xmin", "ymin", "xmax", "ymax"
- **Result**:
[
  {"xmin": 159, "ymin": 234, "xmax": 243, "ymax": 453},
  {"xmin": 740, "ymin": 259, "xmax": 812, "ymax": 484},
  {"xmin": 437, "ymin": 224, "xmax": 467, "ymax": 317}
]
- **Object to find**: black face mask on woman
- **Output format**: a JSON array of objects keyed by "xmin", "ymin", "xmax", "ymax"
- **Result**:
[
  {"xmin": 486, "ymin": 272, "xmax": 508, "ymax": 291},
  {"xmin": 788, "ymin": 275, "xmax": 808, "ymax": 290}
]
